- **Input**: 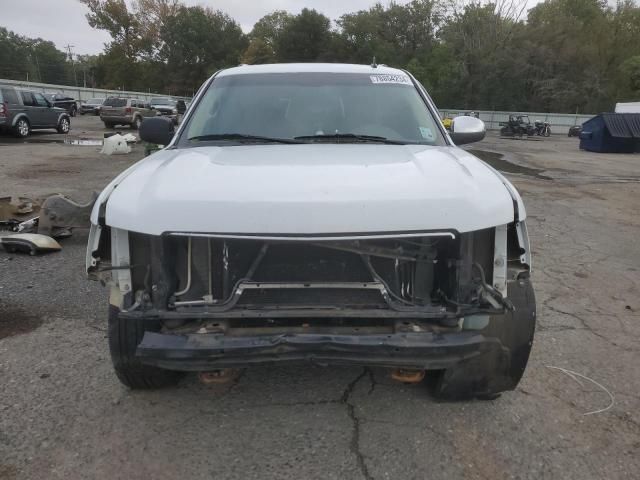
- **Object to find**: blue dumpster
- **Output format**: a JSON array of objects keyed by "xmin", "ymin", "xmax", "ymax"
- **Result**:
[{"xmin": 579, "ymin": 113, "xmax": 640, "ymax": 153}]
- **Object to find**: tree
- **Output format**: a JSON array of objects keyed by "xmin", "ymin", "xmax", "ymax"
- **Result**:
[
  {"xmin": 158, "ymin": 6, "xmax": 246, "ymax": 94},
  {"xmin": 620, "ymin": 55, "xmax": 640, "ymax": 99},
  {"xmin": 339, "ymin": 1, "xmax": 443, "ymax": 66},
  {"xmin": 0, "ymin": 27, "xmax": 71, "ymax": 83},
  {"xmin": 275, "ymin": 9, "xmax": 333, "ymax": 62},
  {"xmin": 242, "ymin": 10, "xmax": 293, "ymax": 64}
]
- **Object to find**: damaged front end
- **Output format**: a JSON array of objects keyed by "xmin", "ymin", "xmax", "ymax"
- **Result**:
[{"xmin": 87, "ymin": 222, "xmax": 535, "ymax": 397}]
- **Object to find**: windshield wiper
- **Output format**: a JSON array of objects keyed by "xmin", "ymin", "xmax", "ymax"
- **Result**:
[
  {"xmin": 293, "ymin": 133, "xmax": 407, "ymax": 144},
  {"xmin": 188, "ymin": 133, "xmax": 302, "ymax": 144}
]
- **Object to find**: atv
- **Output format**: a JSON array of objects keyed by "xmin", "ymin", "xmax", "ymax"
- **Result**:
[{"xmin": 500, "ymin": 114, "xmax": 536, "ymax": 137}]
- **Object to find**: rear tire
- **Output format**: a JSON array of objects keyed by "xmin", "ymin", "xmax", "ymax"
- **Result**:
[
  {"xmin": 428, "ymin": 277, "xmax": 536, "ymax": 400},
  {"xmin": 108, "ymin": 306, "xmax": 183, "ymax": 389},
  {"xmin": 13, "ymin": 118, "xmax": 30, "ymax": 138}
]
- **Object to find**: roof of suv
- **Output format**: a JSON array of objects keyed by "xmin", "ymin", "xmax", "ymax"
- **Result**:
[{"xmin": 217, "ymin": 63, "xmax": 408, "ymax": 77}]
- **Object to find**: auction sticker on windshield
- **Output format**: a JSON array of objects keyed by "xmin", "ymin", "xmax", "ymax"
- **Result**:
[{"xmin": 370, "ymin": 74, "xmax": 412, "ymax": 85}]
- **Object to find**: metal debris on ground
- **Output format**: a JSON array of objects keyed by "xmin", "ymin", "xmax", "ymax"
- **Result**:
[
  {"xmin": 38, "ymin": 193, "xmax": 97, "ymax": 238},
  {"xmin": 546, "ymin": 365, "xmax": 615, "ymax": 415},
  {"xmin": 1, "ymin": 194, "xmax": 97, "ymax": 239},
  {"xmin": 0, "ymin": 233, "xmax": 62, "ymax": 255},
  {"xmin": 0, "ymin": 196, "xmax": 40, "ymax": 233}
]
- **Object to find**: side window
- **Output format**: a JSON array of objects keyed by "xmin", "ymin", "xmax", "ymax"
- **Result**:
[
  {"xmin": 1, "ymin": 88, "xmax": 19, "ymax": 104},
  {"xmin": 130, "ymin": 100, "xmax": 137, "ymax": 108},
  {"xmin": 20, "ymin": 92, "xmax": 35, "ymax": 106},
  {"xmin": 34, "ymin": 93, "xmax": 48, "ymax": 107}
]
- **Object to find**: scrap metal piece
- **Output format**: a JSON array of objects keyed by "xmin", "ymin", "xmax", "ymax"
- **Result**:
[
  {"xmin": 38, "ymin": 193, "xmax": 97, "ymax": 238},
  {"xmin": 16, "ymin": 217, "xmax": 39, "ymax": 233},
  {"xmin": 0, "ymin": 196, "xmax": 39, "ymax": 219},
  {"xmin": 0, "ymin": 233, "xmax": 62, "ymax": 255}
]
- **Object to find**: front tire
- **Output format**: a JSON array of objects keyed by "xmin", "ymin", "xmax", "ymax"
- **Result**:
[
  {"xmin": 13, "ymin": 118, "xmax": 30, "ymax": 138},
  {"xmin": 57, "ymin": 117, "xmax": 70, "ymax": 134},
  {"xmin": 108, "ymin": 306, "xmax": 182, "ymax": 389}
]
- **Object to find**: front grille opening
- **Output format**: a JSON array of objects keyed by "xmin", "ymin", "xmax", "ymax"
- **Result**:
[{"xmin": 128, "ymin": 230, "xmax": 497, "ymax": 318}]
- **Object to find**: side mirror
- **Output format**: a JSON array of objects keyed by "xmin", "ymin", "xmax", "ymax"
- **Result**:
[
  {"xmin": 139, "ymin": 116, "xmax": 175, "ymax": 146},
  {"xmin": 450, "ymin": 116, "xmax": 486, "ymax": 145}
]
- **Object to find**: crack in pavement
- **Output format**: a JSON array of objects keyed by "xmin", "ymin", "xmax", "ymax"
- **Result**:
[
  {"xmin": 543, "ymin": 300, "xmax": 637, "ymax": 353},
  {"xmin": 341, "ymin": 368, "xmax": 373, "ymax": 480}
]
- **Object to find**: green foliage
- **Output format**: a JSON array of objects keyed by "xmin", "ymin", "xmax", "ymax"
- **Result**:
[
  {"xmin": 1, "ymin": 0, "xmax": 639, "ymax": 111},
  {"xmin": 275, "ymin": 9, "xmax": 333, "ymax": 62},
  {"xmin": 0, "ymin": 27, "xmax": 75, "ymax": 84},
  {"xmin": 620, "ymin": 56, "xmax": 640, "ymax": 97}
]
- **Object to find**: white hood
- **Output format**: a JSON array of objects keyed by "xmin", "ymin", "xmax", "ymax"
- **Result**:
[{"xmin": 97, "ymin": 144, "xmax": 523, "ymax": 236}]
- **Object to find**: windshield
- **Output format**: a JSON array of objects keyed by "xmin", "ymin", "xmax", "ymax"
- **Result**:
[
  {"xmin": 181, "ymin": 72, "xmax": 445, "ymax": 146},
  {"xmin": 151, "ymin": 97, "xmax": 175, "ymax": 105},
  {"xmin": 87, "ymin": 98, "xmax": 103, "ymax": 104}
]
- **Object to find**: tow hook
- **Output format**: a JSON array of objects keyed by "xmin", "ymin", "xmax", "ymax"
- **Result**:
[
  {"xmin": 198, "ymin": 369, "xmax": 240, "ymax": 385},
  {"xmin": 391, "ymin": 369, "xmax": 426, "ymax": 384}
]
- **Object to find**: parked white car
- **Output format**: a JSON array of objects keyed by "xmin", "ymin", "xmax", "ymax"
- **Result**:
[{"xmin": 87, "ymin": 63, "xmax": 535, "ymax": 399}]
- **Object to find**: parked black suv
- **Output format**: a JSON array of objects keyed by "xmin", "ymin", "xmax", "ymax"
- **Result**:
[
  {"xmin": 0, "ymin": 85, "xmax": 71, "ymax": 137},
  {"xmin": 44, "ymin": 93, "xmax": 78, "ymax": 117}
]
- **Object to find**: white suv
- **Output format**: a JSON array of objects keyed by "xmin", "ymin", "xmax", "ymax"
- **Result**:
[{"xmin": 87, "ymin": 64, "xmax": 535, "ymax": 400}]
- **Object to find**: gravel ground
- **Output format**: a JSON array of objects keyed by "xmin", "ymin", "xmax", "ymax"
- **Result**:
[{"xmin": 1, "ymin": 116, "xmax": 639, "ymax": 480}]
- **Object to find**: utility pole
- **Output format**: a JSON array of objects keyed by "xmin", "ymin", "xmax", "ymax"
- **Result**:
[
  {"xmin": 65, "ymin": 44, "xmax": 78, "ymax": 87},
  {"xmin": 31, "ymin": 47, "xmax": 42, "ymax": 83}
]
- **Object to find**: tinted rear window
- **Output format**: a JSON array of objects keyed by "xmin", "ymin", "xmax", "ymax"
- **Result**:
[
  {"xmin": 104, "ymin": 98, "xmax": 127, "ymax": 107},
  {"xmin": 0, "ymin": 88, "xmax": 19, "ymax": 104}
]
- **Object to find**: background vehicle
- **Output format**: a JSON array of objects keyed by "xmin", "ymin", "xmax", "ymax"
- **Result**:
[
  {"xmin": 80, "ymin": 98, "xmax": 105, "ymax": 115},
  {"xmin": 100, "ymin": 97, "xmax": 154, "ymax": 129},
  {"xmin": 534, "ymin": 120, "xmax": 551, "ymax": 137},
  {"xmin": 0, "ymin": 85, "xmax": 71, "ymax": 137},
  {"xmin": 568, "ymin": 125, "xmax": 582, "ymax": 137},
  {"xmin": 500, "ymin": 114, "xmax": 536, "ymax": 136},
  {"xmin": 149, "ymin": 97, "xmax": 187, "ymax": 124},
  {"xmin": 88, "ymin": 64, "xmax": 535, "ymax": 400},
  {"xmin": 44, "ymin": 93, "xmax": 78, "ymax": 117}
]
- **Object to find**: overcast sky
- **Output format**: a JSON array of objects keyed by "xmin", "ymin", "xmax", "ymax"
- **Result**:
[{"xmin": 1, "ymin": 0, "xmax": 541, "ymax": 56}]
